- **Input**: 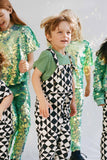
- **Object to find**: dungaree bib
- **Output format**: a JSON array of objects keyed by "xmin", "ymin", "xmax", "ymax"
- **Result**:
[{"xmin": 35, "ymin": 49, "xmax": 74, "ymax": 160}]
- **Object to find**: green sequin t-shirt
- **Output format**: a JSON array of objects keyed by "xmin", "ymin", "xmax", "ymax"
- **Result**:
[
  {"xmin": 0, "ymin": 24, "xmax": 40, "ymax": 86},
  {"xmin": 66, "ymin": 40, "xmax": 93, "ymax": 89}
]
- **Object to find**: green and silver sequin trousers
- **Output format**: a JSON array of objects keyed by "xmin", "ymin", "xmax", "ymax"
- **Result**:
[
  {"xmin": 8, "ymin": 81, "xmax": 31, "ymax": 160},
  {"xmin": 70, "ymin": 88, "xmax": 84, "ymax": 152}
]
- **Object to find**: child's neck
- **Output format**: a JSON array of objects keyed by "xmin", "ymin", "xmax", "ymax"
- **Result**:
[
  {"xmin": 8, "ymin": 21, "xmax": 14, "ymax": 29},
  {"xmin": 51, "ymin": 47, "xmax": 65, "ymax": 55}
]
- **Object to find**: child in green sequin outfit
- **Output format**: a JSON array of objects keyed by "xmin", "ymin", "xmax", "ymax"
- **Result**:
[
  {"xmin": 93, "ymin": 39, "xmax": 107, "ymax": 160},
  {"xmin": 0, "ymin": 0, "xmax": 40, "ymax": 159},
  {"xmin": 60, "ymin": 9, "xmax": 93, "ymax": 160}
]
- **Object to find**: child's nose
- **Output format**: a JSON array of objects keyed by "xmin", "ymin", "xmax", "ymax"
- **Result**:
[{"xmin": 63, "ymin": 32, "xmax": 67, "ymax": 37}]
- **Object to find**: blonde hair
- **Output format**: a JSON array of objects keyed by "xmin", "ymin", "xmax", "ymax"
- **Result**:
[
  {"xmin": 40, "ymin": 15, "xmax": 74, "ymax": 43},
  {"xmin": 60, "ymin": 9, "xmax": 83, "ymax": 41}
]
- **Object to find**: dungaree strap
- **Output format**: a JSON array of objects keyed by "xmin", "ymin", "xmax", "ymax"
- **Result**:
[{"xmin": 47, "ymin": 48, "xmax": 60, "ymax": 67}]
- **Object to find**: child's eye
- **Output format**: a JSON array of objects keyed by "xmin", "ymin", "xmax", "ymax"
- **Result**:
[
  {"xmin": 67, "ymin": 31, "xmax": 71, "ymax": 34},
  {"xmin": 58, "ymin": 31, "xmax": 62, "ymax": 33},
  {"xmin": 0, "ymin": 14, "xmax": 3, "ymax": 17}
]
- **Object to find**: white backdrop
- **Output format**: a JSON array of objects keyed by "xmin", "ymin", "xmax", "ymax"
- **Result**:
[{"xmin": 10, "ymin": 0, "xmax": 107, "ymax": 160}]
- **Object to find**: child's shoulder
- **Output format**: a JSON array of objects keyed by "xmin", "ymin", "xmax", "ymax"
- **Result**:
[
  {"xmin": 40, "ymin": 49, "xmax": 54, "ymax": 58},
  {"xmin": 96, "ymin": 55, "xmax": 105, "ymax": 65},
  {"xmin": 13, "ymin": 24, "xmax": 33, "ymax": 34},
  {"xmin": 82, "ymin": 40, "xmax": 90, "ymax": 45},
  {"xmin": 78, "ymin": 40, "xmax": 90, "ymax": 48}
]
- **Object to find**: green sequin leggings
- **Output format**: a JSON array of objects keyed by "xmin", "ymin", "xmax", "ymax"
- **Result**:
[
  {"xmin": 70, "ymin": 88, "xmax": 84, "ymax": 152},
  {"xmin": 8, "ymin": 81, "xmax": 31, "ymax": 160}
]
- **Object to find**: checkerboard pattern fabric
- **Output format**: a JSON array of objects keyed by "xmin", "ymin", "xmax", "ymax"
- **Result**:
[
  {"xmin": 35, "ymin": 49, "xmax": 74, "ymax": 160},
  {"xmin": 0, "ymin": 80, "xmax": 13, "ymax": 160},
  {"xmin": 101, "ymin": 92, "xmax": 107, "ymax": 160}
]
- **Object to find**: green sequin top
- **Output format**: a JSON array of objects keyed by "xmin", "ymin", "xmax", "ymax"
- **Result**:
[
  {"xmin": 93, "ymin": 55, "xmax": 107, "ymax": 105},
  {"xmin": 66, "ymin": 40, "xmax": 93, "ymax": 89},
  {"xmin": 0, "ymin": 24, "xmax": 40, "ymax": 86}
]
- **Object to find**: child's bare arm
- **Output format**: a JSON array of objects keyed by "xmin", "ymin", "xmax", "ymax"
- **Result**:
[
  {"xmin": 0, "ymin": 94, "xmax": 13, "ymax": 120},
  {"xmin": 84, "ymin": 66, "xmax": 91, "ymax": 97},
  {"xmin": 32, "ymin": 68, "xmax": 52, "ymax": 118},
  {"xmin": 70, "ymin": 77, "xmax": 77, "ymax": 117}
]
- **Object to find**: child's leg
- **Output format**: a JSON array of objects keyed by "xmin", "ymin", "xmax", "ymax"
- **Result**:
[
  {"xmin": 101, "ymin": 92, "xmax": 107, "ymax": 160},
  {"xmin": 0, "ymin": 136, "xmax": 9, "ymax": 160},
  {"xmin": 35, "ymin": 100, "xmax": 58, "ymax": 160},
  {"xmin": 55, "ymin": 119, "xmax": 71, "ymax": 160},
  {"xmin": 9, "ymin": 82, "xmax": 31, "ymax": 160},
  {"xmin": 55, "ymin": 96, "xmax": 71, "ymax": 160},
  {"xmin": 70, "ymin": 88, "xmax": 84, "ymax": 152},
  {"xmin": 0, "ymin": 106, "xmax": 13, "ymax": 160}
]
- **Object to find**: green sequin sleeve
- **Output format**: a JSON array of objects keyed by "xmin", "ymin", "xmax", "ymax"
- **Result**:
[
  {"xmin": 21, "ymin": 26, "xmax": 40, "ymax": 55},
  {"xmin": 84, "ymin": 40, "xmax": 93, "ymax": 67},
  {"xmin": 93, "ymin": 56, "xmax": 106, "ymax": 105}
]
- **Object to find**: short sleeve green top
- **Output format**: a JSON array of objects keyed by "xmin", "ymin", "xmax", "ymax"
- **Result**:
[
  {"xmin": 33, "ymin": 48, "xmax": 73, "ymax": 81},
  {"xmin": 0, "ymin": 24, "xmax": 40, "ymax": 86},
  {"xmin": 66, "ymin": 40, "xmax": 93, "ymax": 89}
]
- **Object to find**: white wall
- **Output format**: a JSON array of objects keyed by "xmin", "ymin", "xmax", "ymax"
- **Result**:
[{"xmin": 10, "ymin": 0, "xmax": 107, "ymax": 159}]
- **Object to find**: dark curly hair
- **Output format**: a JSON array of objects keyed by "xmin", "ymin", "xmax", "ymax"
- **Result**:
[{"xmin": 96, "ymin": 39, "xmax": 107, "ymax": 63}]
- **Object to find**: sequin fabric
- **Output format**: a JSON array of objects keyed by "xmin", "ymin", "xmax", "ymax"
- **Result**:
[
  {"xmin": 9, "ymin": 82, "xmax": 30, "ymax": 160},
  {"xmin": 93, "ymin": 55, "xmax": 107, "ymax": 106},
  {"xmin": 66, "ymin": 40, "xmax": 93, "ymax": 89},
  {"xmin": 66, "ymin": 40, "xmax": 93, "ymax": 151},
  {"xmin": 0, "ymin": 24, "xmax": 39, "ymax": 159},
  {"xmin": 0, "ymin": 24, "xmax": 40, "ymax": 86}
]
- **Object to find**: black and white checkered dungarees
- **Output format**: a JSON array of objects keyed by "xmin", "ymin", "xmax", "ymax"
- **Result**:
[
  {"xmin": 0, "ymin": 80, "xmax": 13, "ymax": 160},
  {"xmin": 35, "ymin": 49, "xmax": 74, "ymax": 160},
  {"xmin": 101, "ymin": 92, "xmax": 107, "ymax": 160}
]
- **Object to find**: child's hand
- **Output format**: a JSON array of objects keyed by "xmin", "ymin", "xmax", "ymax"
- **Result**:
[
  {"xmin": 39, "ymin": 99, "xmax": 53, "ymax": 118},
  {"xmin": 84, "ymin": 85, "xmax": 90, "ymax": 97},
  {"xmin": 19, "ymin": 60, "xmax": 29, "ymax": 73},
  {"xmin": 70, "ymin": 102, "xmax": 77, "ymax": 117}
]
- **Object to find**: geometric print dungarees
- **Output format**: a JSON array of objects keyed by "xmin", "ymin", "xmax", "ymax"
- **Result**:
[
  {"xmin": 35, "ymin": 49, "xmax": 74, "ymax": 160},
  {"xmin": 0, "ymin": 80, "xmax": 13, "ymax": 160},
  {"xmin": 101, "ymin": 92, "xmax": 107, "ymax": 160}
]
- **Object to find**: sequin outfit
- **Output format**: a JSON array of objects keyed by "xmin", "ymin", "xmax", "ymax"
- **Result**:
[
  {"xmin": 66, "ymin": 40, "xmax": 93, "ymax": 152},
  {"xmin": 0, "ymin": 24, "xmax": 39, "ymax": 160},
  {"xmin": 34, "ymin": 49, "xmax": 75, "ymax": 160},
  {"xmin": 0, "ymin": 80, "xmax": 13, "ymax": 160},
  {"xmin": 93, "ymin": 56, "xmax": 107, "ymax": 160}
]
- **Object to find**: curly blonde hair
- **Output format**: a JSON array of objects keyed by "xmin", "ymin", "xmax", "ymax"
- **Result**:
[
  {"xmin": 60, "ymin": 9, "xmax": 83, "ymax": 41},
  {"xmin": 40, "ymin": 15, "xmax": 74, "ymax": 43}
]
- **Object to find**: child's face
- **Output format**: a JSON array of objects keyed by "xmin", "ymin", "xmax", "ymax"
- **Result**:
[
  {"xmin": 0, "ymin": 8, "xmax": 12, "ymax": 31},
  {"xmin": 47, "ymin": 21, "xmax": 71, "ymax": 52}
]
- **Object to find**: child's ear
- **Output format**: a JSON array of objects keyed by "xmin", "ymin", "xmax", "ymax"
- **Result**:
[
  {"xmin": 8, "ymin": 8, "xmax": 13, "ymax": 14},
  {"xmin": 46, "ymin": 34, "xmax": 51, "ymax": 42}
]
